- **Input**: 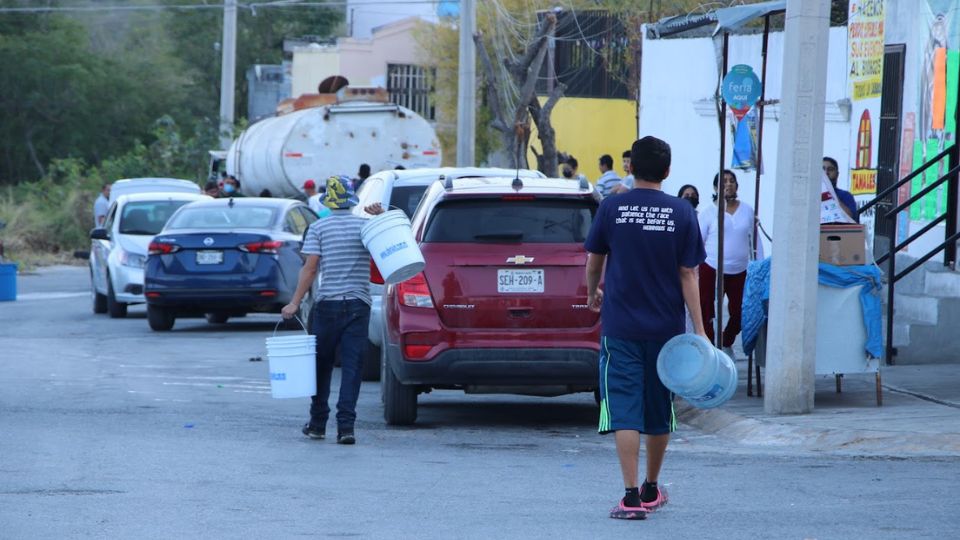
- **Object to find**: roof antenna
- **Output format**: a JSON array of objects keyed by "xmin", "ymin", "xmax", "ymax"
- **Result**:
[{"xmin": 228, "ymin": 197, "xmax": 235, "ymax": 208}]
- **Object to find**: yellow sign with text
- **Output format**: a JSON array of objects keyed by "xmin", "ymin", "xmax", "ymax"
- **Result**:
[{"xmin": 850, "ymin": 169, "xmax": 877, "ymax": 195}]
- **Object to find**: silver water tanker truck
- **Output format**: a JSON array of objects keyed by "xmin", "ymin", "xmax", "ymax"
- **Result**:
[{"xmin": 217, "ymin": 86, "xmax": 441, "ymax": 198}]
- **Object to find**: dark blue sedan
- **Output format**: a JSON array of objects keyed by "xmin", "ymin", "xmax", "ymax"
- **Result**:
[{"xmin": 143, "ymin": 198, "xmax": 318, "ymax": 331}]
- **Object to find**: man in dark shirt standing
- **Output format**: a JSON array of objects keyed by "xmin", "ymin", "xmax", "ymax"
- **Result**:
[
  {"xmin": 823, "ymin": 156, "xmax": 859, "ymax": 222},
  {"xmin": 585, "ymin": 136, "xmax": 707, "ymax": 520}
]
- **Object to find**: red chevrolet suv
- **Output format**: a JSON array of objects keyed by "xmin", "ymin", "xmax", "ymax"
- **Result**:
[{"xmin": 379, "ymin": 176, "xmax": 602, "ymax": 425}]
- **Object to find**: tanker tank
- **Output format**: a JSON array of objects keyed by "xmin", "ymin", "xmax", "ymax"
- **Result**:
[{"xmin": 226, "ymin": 88, "xmax": 441, "ymax": 198}]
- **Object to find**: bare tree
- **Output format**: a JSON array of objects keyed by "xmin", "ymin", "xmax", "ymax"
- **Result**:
[{"xmin": 474, "ymin": 12, "xmax": 565, "ymax": 176}]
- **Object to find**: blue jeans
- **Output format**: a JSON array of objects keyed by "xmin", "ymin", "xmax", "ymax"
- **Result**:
[{"xmin": 309, "ymin": 299, "xmax": 370, "ymax": 431}]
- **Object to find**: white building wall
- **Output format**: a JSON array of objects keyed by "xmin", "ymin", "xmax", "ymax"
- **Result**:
[
  {"xmin": 639, "ymin": 27, "xmax": 851, "ymax": 257},
  {"xmin": 347, "ymin": 0, "xmax": 438, "ymax": 39}
]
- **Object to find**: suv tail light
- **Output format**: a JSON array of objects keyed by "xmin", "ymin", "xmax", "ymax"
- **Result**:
[
  {"xmin": 370, "ymin": 259, "xmax": 385, "ymax": 285},
  {"xmin": 239, "ymin": 240, "xmax": 283, "ymax": 254},
  {"xmin": 397, "ymin": 272, "xmax": 433, "ymax": 308},
  {"xmin": 148, "ymin": 241, "xmax": 180, "ymax": 255}
]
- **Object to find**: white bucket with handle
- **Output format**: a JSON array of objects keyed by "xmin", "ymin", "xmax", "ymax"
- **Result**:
[
  {"xmin": 361, "ymin": 209, "xmax": 425, "ymax": 284},
  {"xmin": 266, "ymin": 317, "xmax": 316, "ymax": 399}
]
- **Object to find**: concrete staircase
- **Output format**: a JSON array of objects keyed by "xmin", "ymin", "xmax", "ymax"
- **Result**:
[{"xmin": 888, "ymin": 254, "xmax": 960, "ymax": 364}]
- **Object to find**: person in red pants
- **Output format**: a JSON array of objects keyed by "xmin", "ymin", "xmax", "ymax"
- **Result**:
[{"xmin": 698, "ymin": 170, "xmax": 763, "ymax": 358}]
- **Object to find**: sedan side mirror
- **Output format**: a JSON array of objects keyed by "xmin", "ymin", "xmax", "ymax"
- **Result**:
[{"xmin": 90, "ymin": 228, "xmax": 109, "ymax": 240}]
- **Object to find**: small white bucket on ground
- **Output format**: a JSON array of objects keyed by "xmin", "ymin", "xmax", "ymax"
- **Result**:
[
  {"xmin": 657, "ymin": 334, "xmax": 738, "ymax": 409},
  {"xmin": 266, "ymin": 317, "xmax": 316, "ymax": 399},
  {"xmin": 361, "ymin": 209, "xmax": 425, "ymax": 284}
]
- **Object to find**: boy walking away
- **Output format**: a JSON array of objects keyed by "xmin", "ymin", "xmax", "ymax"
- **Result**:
[
  {"xmin": 584, "ymin": 136, "xmax": 707, "ymax": 520},
  {"xmin": 282, "ymin": 175, "xmax": 384, "ymax": 445}
]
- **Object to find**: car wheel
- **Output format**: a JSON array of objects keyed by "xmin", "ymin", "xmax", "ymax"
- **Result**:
[
  {"xmin": 205, "ymin": 312, "xmax": 229, "ymax": 324},
  {"xmin": 361, "ymin": 341, "xmax": 380, "ymax": 382},
  {"xmin": 147, "ymin": 304, "xmax": 175, "ymax": 331},
  {"xmin": 382, "ymin": 352, "xmax": 417, "ymax": 425},
  {"xmin": 106, "ymin": 279, "xmax": 127, "ymax": 318},
  {"xmin": 91, "ymin": 270, "xmax": 107, "ymax": 314}
]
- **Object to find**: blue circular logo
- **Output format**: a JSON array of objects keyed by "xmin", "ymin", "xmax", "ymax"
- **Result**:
[{"xmin": 721, "ymin": 64, "xmax": 762, "ymax": 110}]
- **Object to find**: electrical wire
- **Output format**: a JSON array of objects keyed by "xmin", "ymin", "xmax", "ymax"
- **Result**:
[{"xmin": 0, "ymin": 0, "xmax": 439, "ymax": 14}]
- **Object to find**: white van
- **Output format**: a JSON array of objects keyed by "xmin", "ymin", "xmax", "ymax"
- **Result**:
[{"xmin": 110, "ymin": 178, "xmax": 201, "ymax": 201}]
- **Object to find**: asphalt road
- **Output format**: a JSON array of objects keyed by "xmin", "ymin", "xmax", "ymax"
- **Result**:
[{"xmin": 1, "ymin": 266, "xmax": 957, "ymax": 539}]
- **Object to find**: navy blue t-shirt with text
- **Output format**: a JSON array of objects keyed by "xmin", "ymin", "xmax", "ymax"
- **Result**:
[{"xmin": 584, "ymin": 188, "xmax": 706, "ymax": 342}]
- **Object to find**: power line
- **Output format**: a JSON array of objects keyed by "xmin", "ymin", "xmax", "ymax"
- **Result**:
[{"xmin": 0, "ymin": 0, "xmax": 439, "ymax": 14}]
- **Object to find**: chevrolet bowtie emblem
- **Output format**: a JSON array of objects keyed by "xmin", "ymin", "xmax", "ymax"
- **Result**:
[{"xmin": 506, "ymin": 255, "xmax": 534, "ymax": 265}]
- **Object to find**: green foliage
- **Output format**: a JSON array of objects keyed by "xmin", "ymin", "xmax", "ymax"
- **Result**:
[
  {"xmin": 0, "ymin": 0, "xmax": 342, "ymax": 186},
  {"xmin": 0, "ymin": 0, "xmax": 341, "ymax": 261},
  {"xmin": 163, "ymin": 1, "xmax": 343, "ymax": 122},
  {"xmin": 0, "ymin": 117, "xmax": 218, "ymax": 259}
]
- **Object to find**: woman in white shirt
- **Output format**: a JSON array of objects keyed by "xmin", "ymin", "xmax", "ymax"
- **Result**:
[{"xmin": 698, "ymin": 170, "xmax": 763, "ymax": 357}]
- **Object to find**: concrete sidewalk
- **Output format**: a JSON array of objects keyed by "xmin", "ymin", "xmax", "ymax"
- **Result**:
[{"xmin": 677, "ymin": 361, "xmax": 960, "ymax": 457}]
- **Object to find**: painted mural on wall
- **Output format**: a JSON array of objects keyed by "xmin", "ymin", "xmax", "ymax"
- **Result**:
[{"xmin": 907, "ymin": 0, "xmax": 960, "ymax": 223}]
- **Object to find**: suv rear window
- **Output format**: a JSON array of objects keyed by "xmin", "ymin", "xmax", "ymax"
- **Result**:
[
  {"xmin": 390, "ymin": 185, "xmax": 429, "ymax": 218},
  {"xmin": 423, "ymin": 198, "xmax": 596, "ymax": 243}
]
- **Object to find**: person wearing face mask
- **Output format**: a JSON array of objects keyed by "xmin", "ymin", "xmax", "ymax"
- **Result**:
[
  {"xmin": 219, "ymin": 175, "xmax": 245, "ymax": 197},
  {"xmin": 698, "ymin": 170, "xmax": 762, "ymax": 359},
  {"xmin": 676, "ymin": 184, "xmax": 700, "ymax": 209}
]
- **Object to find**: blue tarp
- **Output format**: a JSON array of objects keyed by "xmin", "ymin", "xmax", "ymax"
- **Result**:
[{"xmin": 741, "ymin": 258, "xmax": 883, "ymax": 359}]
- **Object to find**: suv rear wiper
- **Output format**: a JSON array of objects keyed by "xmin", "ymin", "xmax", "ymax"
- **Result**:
[{"xmin": 474, "ymin": 232, "xmax": 523, "ymax": 241}]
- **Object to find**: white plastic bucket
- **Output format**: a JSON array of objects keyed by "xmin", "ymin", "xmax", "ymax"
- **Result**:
[
  {"xmin": 361, "ymin": 209, "xmax": 425, "ymax": 284},
  {"xmin": 656, "ymin": 334, "xmax": 738, "ymax": 409},
  {"xmin": 267, "ymin": 317, "xmax": 317, "ymax": 399}
]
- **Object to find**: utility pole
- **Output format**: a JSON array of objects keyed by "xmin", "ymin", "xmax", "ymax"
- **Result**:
[
  {"xmin": 456, "ymin": 0, "xmax": 476, "ymax": 166},
  {"xmin": 764, "ymin": 0, "xmax": 831, "ymax": 414},
  {"xmin": 218, "ymin": 0, "xmax": 238, "ymax": 150}
]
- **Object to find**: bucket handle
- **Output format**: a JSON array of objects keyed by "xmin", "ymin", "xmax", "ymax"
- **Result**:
[{"xmin": 274, "ymin": 316, "xmax": 308, "ymax": 337}]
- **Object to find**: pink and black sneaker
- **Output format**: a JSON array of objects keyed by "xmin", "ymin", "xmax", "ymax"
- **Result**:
[
  {"xmin": 609, "ymin": 498, "xmax": 649, "ymax": 520},
  {"xmin": 639, "ymin": 485, "xmax": 669, "ymax": 512}
]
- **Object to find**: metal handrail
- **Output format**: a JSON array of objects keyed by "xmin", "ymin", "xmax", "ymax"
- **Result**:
[
  {"xmin": 875, "ymin": 142, "xmax": 959, "ymax": 364},
  {"xmin": 859, "ymin": 144, "xmax": 955, "ymax": 215},
  {"xmin": 876, "ymin": 213, "xmax": 946, "ymax": 266},
  {"xmin": 885, "ymin": 163, "xmax": 960, "ymax": 218}
]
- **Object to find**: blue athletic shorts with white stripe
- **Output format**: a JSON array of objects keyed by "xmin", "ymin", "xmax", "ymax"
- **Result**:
[{"xmin": 597, "ymin": 336, "xmax": 676, "ymax": 435}]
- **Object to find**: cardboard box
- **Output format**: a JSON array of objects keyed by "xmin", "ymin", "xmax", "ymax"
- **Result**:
[{"xmin": 819, "ymin": 224, "xmax": 866, "ymax": 266}]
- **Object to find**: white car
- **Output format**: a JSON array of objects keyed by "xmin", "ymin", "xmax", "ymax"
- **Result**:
[
  {"xmin": 90, "ymin": 191, "xmax": 209, "ymax": 317},
  {"xmin": 347, "ymin": 167, "xmax": 547, "ymax": 380}
]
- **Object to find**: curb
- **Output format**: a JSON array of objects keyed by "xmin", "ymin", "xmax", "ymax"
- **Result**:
[{"xmin": 675, "ymin": 400, "xmax": 960, "ymax": 457}]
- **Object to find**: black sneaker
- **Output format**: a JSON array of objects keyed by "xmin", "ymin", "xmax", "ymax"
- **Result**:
[
  {"xmin": 301, "ymin": 423, "xmax": 325, "ymax": 440},
  {"xmin": 337, "ymin": 429, "xmax": 356, "ymax": 445}
]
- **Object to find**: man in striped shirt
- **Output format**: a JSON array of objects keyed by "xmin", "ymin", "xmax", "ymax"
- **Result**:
[
  {"xmin": 595, "ymin": 154, "xmax": 621, "ymax": 198},
  {"xmin": 282, "ymin": 175, "xmax": 384, "ymax": 445}
]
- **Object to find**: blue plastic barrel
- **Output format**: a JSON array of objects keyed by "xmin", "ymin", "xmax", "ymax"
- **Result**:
[
  {"xmin": 0, "ymin": 263, "xmax": 16, "ymax": 301},
  {"xmin": 657, "ymin": 334, "xmax": 737, "ymax": 409}
]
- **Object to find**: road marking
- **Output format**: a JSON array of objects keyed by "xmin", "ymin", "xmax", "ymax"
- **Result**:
[
  {"xmin": 16, "ymin": 292, "xmax": 88, "ymax": 301},
  {"xmin": 161, "ymin": 382, "xmax": 270, "ymax": 390}
]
